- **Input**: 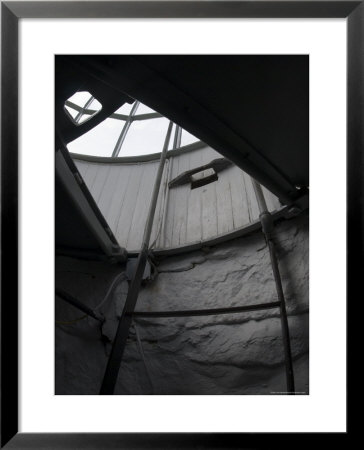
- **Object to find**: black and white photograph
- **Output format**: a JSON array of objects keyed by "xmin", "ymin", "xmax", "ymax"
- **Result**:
[
  {"xmin": 55, "ymin": 55, "xmax": 309, "ymax": 395},
  {"xmin": 2, "ymin": 1, "xmax": 354, "ymax": 445}
]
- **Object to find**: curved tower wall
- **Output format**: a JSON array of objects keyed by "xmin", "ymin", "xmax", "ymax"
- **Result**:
[
  {"xmin": 73, "ymin": 143, "xmax": 281, "ymax": 252},
  {"xmin": 55, "ymin": 212, "xmax": 309, "ymax": 395},
  {"xmin": 55, "ymin": 144, "xmax": 308, "ymax": 395}
]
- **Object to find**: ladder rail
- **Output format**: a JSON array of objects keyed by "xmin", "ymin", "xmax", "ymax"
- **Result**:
[{"xmin": 251, "ymin": 178, "xmax": 295, "ymax": 394}]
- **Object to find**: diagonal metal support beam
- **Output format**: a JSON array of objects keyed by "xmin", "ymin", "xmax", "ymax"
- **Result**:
[
  {"xmin": 99, "ymin": 121, "xmax": 173, "ymax": 395},
  {"xmin": 55, "ymin": 288, "xmax": 104, "ymax": 323}
]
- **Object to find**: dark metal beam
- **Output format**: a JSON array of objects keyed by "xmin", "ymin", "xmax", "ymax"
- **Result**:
[
  {"xmin": 133, "ymin": 301, "xmax": 281, "ymax": 318},
  {"xmin": 99, "ymin": 245, "xmax": 149, "ymax": 394},
  {"xmin": 55, "ymin": 148, "xmax": 127, "ymax": 261},
  {"xmin": 99, "ymin": 122, "xmax": 173, "ymax": 394}
]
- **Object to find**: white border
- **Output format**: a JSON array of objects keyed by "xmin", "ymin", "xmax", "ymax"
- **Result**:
[{"xmin": 19, "ymin": 18, "xmax": 347, "ymax": 432}]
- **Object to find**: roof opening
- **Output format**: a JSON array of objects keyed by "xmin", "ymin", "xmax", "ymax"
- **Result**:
[
  {"xmin": 190, "ymin": 168, "xmax": 218, "ymax": 189},
  {"xmin": 64, "ymin": 91, "xmax": 102, "ymax": 125},
  {"xmin": 67, "ymin": 99, "xmax": 200, "ymax": 158}
]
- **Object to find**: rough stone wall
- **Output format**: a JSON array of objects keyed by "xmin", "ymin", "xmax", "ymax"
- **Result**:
[{"xmin": 55, "ymin": 212, "xmax": 308, "ymax": 395}]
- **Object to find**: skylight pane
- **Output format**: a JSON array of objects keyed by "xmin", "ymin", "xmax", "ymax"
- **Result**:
[
  {"xmin": 135, "ymin": 102, "xmax": 155, "ymax": 115},
  {"xmin": 115, "ymin": 101, "xmax": 135, "ymax": 116},
  {"xmin": 87, "ymin": 98, "xmax": 98, "ymax": 111},
  {"xmin": 181, "ymin": 129, "xmax": 199, "ymax": 147},
  {"xmin": 67, "ymin": 118, "xmax": 125, "ymax": 157},
  {"xmin": 70, "ymin": 91, "xmax": 92, "ymax": 107},
  {"xmin": 120, "ymin": 117, "xmax": 170, "ymax": 156},
  {"xmin": 64, "ymin": 92, "xmax": 102, "ymax": 125},
  {"xmin": 64, "ymin": 105, "xmax": 79, "ymax": 119}
]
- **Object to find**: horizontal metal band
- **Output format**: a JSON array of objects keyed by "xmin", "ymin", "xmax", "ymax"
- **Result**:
[{"xmin": 133, "ymin": 301, "xmax": 281, "ymax": 318}]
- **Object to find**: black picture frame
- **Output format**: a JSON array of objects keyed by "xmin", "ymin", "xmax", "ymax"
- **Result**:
[{"xmin": 1, "ymin": 1, "xmax": 356, "ymax": 448}]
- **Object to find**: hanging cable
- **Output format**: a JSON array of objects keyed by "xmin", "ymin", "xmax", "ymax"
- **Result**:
[
  {"xmin": 133, "ymin": 323, "xmax": 154, "ymax": 394},
  {"xmin": 56, "ymin": 315, "xmax": 88, "ymax": 325},
  {"xmin": 56, "ymin": 289, "xmax": 104, "ymax": 322},
  {"xmin": 55, "ymin": 271, "xmax": 127, "ymax": 323},
  {"xmin": 93, "ymin": 272, "xmax": 127, "ymax": 311}
]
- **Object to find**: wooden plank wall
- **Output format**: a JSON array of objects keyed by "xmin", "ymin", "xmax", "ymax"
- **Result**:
[
  {"xmin": 74, "ymin": 145, "xmax": 281, "ymax": 252},
  {"xmin": 75, "ymin": 159, "xmax": 164, "ymax": 251}
]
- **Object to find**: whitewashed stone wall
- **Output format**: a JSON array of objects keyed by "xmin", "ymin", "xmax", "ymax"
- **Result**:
[{"xmin": 55, "ymin": 212, "xmax": 308, "ymax": 395}]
